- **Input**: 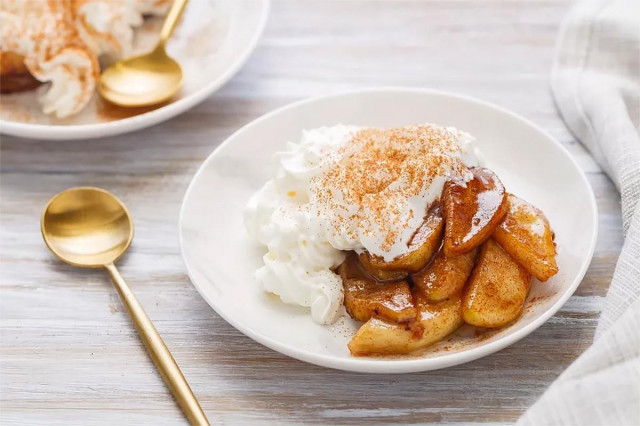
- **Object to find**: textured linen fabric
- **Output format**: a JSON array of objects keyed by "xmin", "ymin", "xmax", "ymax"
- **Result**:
[{"xmin": 518, "ymin": 0, "xmax": 640, "ymax": 425}]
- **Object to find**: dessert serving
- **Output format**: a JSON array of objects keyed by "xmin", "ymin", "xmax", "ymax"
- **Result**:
[
  {"xmin": 0, "ymin": 0, "xmax": 170, "ymax": 117},
  {"xmin": 245, "ymin": 123, "xmax": 558, "ymax": 357}
]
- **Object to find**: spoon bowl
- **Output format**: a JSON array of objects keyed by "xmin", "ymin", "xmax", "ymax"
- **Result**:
[
  {"xmin": 98, "ymin": 0, "xmax": 188, "ymax": 107},
  {"xmin": 42, "ymin": 187, "xmax": 133, "ymax": 267},
  {"xmin": 99, "ymin": 47, "xmax": 183, "ymax": 107}
]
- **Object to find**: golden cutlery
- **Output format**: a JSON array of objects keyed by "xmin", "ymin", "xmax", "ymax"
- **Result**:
[
  {"xmin": 99, "ymin": 0, "xmax": 188, "ymax": 107},
  {"xmin": 41, "ymin": 187, "xmax": 209, "ymax": 426}
]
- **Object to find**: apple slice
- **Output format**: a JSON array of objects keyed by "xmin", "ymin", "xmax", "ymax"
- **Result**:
[
  {"xmin": 358, "ymin": 254, "xmax": 409, "ymax": 281},
  {"xmin": 358, "ymin": 204, "xmax": 443, "ymax": 279},
  {"xmin": 347, "ymin": 317, "xmax": 424, "ymax": 356},
  {"xmin": 339, "ymin": 254, "xmax": 415, "ymax": 322},
  {"xmin": 462, "ymin": 239, "xmax": 532, "ymax": 328},
  {"xmin": 347, "ymin": 294, "xmax": 463, "ymax": 356},
  {"xmin": 443, "ymin": 167, "xmax": 508, "ymax": 256},
  {"xmin": 493, "ymin": 194, "xmax": 558, "ymax": 282},
  {"xmin": 343, "ymin": 277, "xmax": 417, "ymax": 323},
  {"xmin": 412, "ymin": 246, "xmax": 478, "ymax": 302}
]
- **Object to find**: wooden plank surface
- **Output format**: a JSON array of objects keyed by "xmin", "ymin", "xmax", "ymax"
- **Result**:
[{"xmin": 0, "ymin": 0, "xmax": 623, "ymax": 424}]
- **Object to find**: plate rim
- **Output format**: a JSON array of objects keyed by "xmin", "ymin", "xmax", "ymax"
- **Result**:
[
  {"xmin": 178, "ymin": 87, "xmax": 599, "ymax": 373},
  {"xmin": 0, "ymin": 0, "xmax": 271, "ymax": 141}
]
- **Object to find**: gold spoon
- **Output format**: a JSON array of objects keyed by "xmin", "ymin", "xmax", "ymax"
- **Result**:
[
  {"xmin": 99, "ymin": 0, "xmax": 188, "ymax": 107},
  {"xmin": 41, "ymin": 187, "xmax": 209, "ymax": 426}
]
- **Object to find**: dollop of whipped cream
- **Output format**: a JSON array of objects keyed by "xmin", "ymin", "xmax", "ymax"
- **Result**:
[{"xmin": 245, "ymin": 124, "xmax": 478, "ymax": 324}]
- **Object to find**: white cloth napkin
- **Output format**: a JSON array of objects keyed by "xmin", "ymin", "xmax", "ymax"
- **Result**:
[{"xmin": 518, "ymin": 0, "xmax": 640, "ymax": 424}]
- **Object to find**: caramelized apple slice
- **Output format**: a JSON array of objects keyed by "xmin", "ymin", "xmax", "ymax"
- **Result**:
[
  {"xmin": 412, "ymin": 290, "xmax": 464, "ymax": 346},
  {"xmin": 358, "ymin": 254, "xmax": 409, "ymax": 281},
  {"xmin": 462, "ymin": 239, "xmax": 532, "ymax": 328},
  {"xmin": 443, "ymin": 167, "xmax": 508, "ymax": 257},
  {"xmin": 358, "ymin": 205, "xmax": 443, "ymax": 279},
  {"xmin": 493, "ymin": 194, "xmax": 558, "ymax": 282},
  {"xmin": 339, "ymin": 254, "xmax": 415, "ymax": 322},
  {"xmin": 412, "ymin": 246, "xmax": 478, "ymax": 302},
  {"xmin": 347, "ymin": 317, "xmax": 423, "ymax": 356},
  {"xmin": 347, "ymin": 294, "xmax": 463, "ymax": 356},
  {"xmin": 343, "ymin": 278, "xmax": 416, "ymax": 323}
]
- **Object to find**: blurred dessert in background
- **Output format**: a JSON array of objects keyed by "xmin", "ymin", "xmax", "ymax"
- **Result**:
[{"xmin": 0, "ymin": 0, "xmax": 170, "ymax": 118}]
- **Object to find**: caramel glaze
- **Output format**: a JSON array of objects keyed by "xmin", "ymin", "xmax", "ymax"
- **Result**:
[{"xmin": 442, "ymin": 167, "xmax": 508, "ymax": 257}]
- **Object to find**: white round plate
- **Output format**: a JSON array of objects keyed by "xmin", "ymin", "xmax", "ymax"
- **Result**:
[
  {"xmin": 0, "ymin": 0, "xmax": 269, "ymax": 140},
  {"xmin": 179, "ymin": 88, "xmax": 597, "ymax": 373}
]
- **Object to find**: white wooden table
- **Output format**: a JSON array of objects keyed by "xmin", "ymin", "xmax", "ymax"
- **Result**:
[{"xmin": 0, "ymin": 1, "xmax": 623, "ymax": 424}]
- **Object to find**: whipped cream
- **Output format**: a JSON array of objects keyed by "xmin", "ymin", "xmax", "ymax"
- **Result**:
[
  {"xmin": 245, "ymin": 124, "xmax": 479, "ymax": 324},
  {"xmin": 75, "ymin": 0, "xmax": 143, "ymax": 60}
]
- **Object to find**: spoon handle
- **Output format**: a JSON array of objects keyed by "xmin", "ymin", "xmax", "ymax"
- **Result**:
[
  {"xmin": 160, "ymin": 0, "xmax": 189, "ymax": 44},
  {"xmin": 105, "ymin": 263, "xmax": 209, "ymax": 426}
]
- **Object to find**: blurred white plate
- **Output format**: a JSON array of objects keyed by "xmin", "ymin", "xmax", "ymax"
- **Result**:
[
  {"xmin": 179, "ymin": 88, "xmax": 597, "ymax": 373},
  {"xmin": 0, "ymin": 0, "xmax": 269, "ymax": 140}
]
